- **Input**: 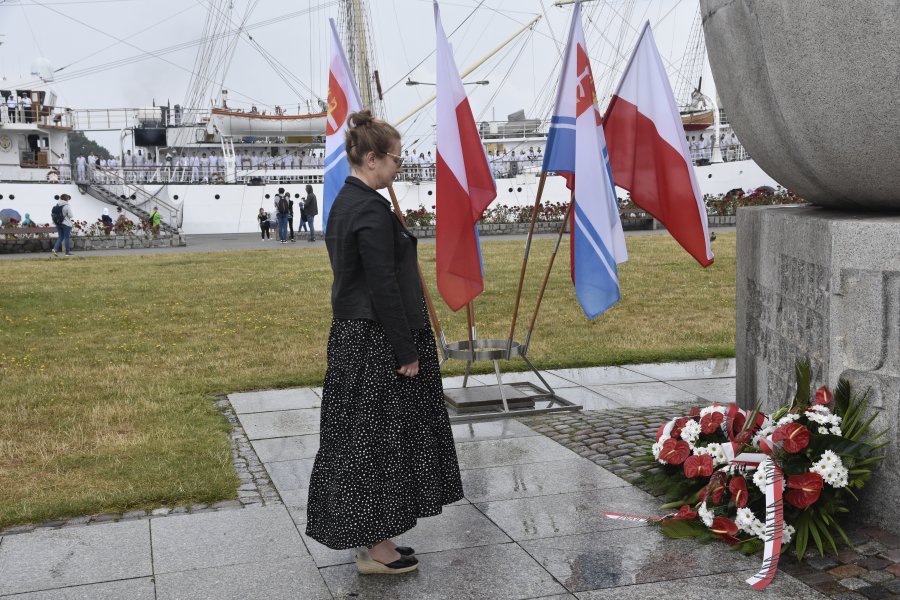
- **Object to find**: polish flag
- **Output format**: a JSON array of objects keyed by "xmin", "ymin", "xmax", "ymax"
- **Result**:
[
  {"xmin": 603, "ymin": 23, "xmax": 714, "ymax": 267},
  {"xmin": 434, "ymin": 1, "xmax": 496, "ymax": 311},
  {"xmin": 323, "ymin": 18, "xmax": 363, "ymax": 233}
]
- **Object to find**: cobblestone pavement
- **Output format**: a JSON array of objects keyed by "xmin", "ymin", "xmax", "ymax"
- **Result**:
[{"xmin": 520, "ymin": 408, "xmax": 900, "ymax": 600}]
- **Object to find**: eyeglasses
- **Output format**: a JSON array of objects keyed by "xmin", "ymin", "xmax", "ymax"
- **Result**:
[{"xmin": 384, "ymin": 152, "xmax": 404, "ymax": 167}]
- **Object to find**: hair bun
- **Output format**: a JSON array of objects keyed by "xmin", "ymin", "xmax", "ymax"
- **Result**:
[{"xmin": 348, "ymin": 109, "xmax": 374, "ymax": 128}]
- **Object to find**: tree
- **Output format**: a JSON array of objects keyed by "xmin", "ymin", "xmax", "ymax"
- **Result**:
[{"xmin": 67, "ymin": 131, "xmax": 112, "ymax": 161}]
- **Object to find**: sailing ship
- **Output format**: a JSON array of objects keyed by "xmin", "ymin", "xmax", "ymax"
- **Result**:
[{"xmin": 0, "ymin": 1, "xmax": 778, "ymax": 236}]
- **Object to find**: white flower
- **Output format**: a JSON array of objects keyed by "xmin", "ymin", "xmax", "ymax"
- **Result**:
[
  {"xmin": 783, "ymin": 524, "xmax": 796, "ymax": 545},
  {"xmin": 651, "ymin": 440, "xmax": 665, "ymax": 463},
  {"xmin": 818, "ymin": 426, "xmax": 829, "ymax": 434},
  {"xmin": 698, "ymin": 502, "xmax": 714, "ymax": 527},
  {"xmin": 681, "ymin": 420, "xmax": 702, "ymax": 446},
  {"xmin": 811, "ymin": 451, "xmax": 850, "ymax": 488},
  {"xmin": 704, "ymin": 442, "xmax": 729, "ymax": 465},
  {"xmin": 752, "ymin": 458, "xmax": 772, "ymax": 493},
  {"xmin": 776, "ymin": 413, "xmax": 801, "ymax": 427},
  {"xmin": 830, "ymin": 426, "xmax": 842, "ymax": 436},
  {"xmin": 735, "ymin": 507, "xmax": 760, "ymax": 534},
  {"xmin": 700, "ymin": 404, "xmax": 727, "ymax": 417}
]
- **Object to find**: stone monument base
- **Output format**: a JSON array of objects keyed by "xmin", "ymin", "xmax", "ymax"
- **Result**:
[{"xmin": 736, "ymin": 205, "xmax": 900, "ymax": 532}]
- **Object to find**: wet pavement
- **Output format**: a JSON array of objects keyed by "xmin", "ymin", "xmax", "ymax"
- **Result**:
[{"xmin": 8, "ymin": 358, "xmax": 890, "ymax": 598}]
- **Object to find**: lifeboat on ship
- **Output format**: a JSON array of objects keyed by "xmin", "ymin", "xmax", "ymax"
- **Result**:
[
  {"xmin": 681, "ymin": 108, "xmax": 714, "ymax": 131},
  {"xmin": 211, "ymin": 107, "xmax": 326, "ymax": 137}
]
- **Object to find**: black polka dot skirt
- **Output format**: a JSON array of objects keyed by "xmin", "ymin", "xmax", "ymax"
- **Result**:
[{"xmin": 305, "ymin": 317, "xmax": 464, "ymax": 550}]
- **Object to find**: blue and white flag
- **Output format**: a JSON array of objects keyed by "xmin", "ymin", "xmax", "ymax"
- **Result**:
[
  {"xmin": 543, "ymin": 1, "xmax": 627, "ymax": 319},
  {"xmin": 323, "ymin": 18, "xmax": 363, "ymax": 233}
]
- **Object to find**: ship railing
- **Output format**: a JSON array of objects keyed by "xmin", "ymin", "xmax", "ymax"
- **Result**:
[{"xmin": 688, "ymin": 142, "xmax": 751, "ymax": 165}]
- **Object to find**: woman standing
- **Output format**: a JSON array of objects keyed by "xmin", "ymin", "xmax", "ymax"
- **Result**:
[{"xmin": 305, "ymin": 110, "xmax": 463, "ymax": 575}]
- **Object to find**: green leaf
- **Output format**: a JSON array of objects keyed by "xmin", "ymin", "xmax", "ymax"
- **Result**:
[
  {"xmin": 794, "ymin": 360, "xmax": 811, "ymax": 409},
  {"xmin": 807, "ymin": 516, "xmax": 825, "ymax": 556},
  {"xmin": 660, "ymin": 518, "xmax": 710, "ymax": 540},
  {"xmin": 833, "ymin": 378, "xmax": 852, "ymax": 419},
  {"xmin": 794, "ymin": 516, "xmax": 810, "ymax": 561}
]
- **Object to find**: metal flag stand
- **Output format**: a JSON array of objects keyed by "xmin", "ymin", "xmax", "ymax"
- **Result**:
[{"xmin": 387, "ymin": 175, "xmax": 582, "ymax": 423}]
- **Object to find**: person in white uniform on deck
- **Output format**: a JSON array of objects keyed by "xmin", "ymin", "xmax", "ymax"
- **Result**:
[
  {"xmin": 58, "ymin": 154, "xmax": 71, "ymax": 182},
  {"xmin": 190, "ymin": 152, "xmax": 200, "ymax": 183}
]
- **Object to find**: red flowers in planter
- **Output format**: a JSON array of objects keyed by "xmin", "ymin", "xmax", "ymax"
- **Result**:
[
  {"xmin": 710, "ymin": 516, "xmax": 739, "ymax": 537},
  {"xmin": 683, "ymin": 454, "xmax": 714, "ymax": 478},
  {"xmin": 700, "ymin": 411, "xmax": 724, "ymax": 434},
  {"xmin": 815, "ymin": 386, "xmax": 833, "ymax": 406},
  {"xmin": 729, "ymin": 476, "xmax": 749, "ymax": 508},
  {"xmin": 673, "ymin": 505, "xmax": 698, "ymax": 520},
  {"xmin": 659, "ymin": 439, "xmax": 690, "ymax": 465},
  {"xmin": 785, "ymin": 472, "xmax": 824, "ymax": 509},
  {"xmin": 773, "ymin": 422, "xmax": 810, "ymax": 454}
]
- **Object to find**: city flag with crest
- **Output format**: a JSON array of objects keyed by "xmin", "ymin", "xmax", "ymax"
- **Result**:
[
  {"xmin": 323, "ymin": 17, "xmax": 363, "ymax": 233},
  {"xmin": 542, "ymin": 0, "xmax": 627, "ymax": 319}
]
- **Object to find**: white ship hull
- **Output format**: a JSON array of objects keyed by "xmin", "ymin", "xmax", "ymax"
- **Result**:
[{"xmin": 0, "ymin": 159, "xmax": 777, "ymax": 235}]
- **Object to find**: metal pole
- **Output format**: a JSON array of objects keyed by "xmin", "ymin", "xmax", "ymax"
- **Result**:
[
  {"xmin": 386, "ymin": 184, "xmax": 448, "ymax": 360},
  {"xmin": 394, "ymin": 15, "xmax": 541, "ymax": 127},
  {"xmin": 507, "ymin": 171, "xmax": 548, "ymax": 352},
  {"xmin": 523, "ymin": 192, "xmax": 574, "ymax": 355},
  {"xmin": 466, "ymin": 301, "xmax": 476, "ymax": 364}
]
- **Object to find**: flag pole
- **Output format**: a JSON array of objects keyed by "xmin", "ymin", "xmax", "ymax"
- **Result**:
[
  {"xmin": 507, "ymin": 170, "xmax": 548, "ymax": 354},
  {"xmin": 386, "ymin": 184, "xmax": 448, "ymax": 360},
  {"xmin": 465, "ymin": 300, "xmax": 477, "ymax": 363},
  {"xmin": 523, "ymin": 191, "xmax": 574, "ymax": 355}
]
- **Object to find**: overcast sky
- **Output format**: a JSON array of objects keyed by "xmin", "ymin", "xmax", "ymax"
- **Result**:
[{"xmin": 0, "ymin": 0, "xmax": 702, "ymax": 147}]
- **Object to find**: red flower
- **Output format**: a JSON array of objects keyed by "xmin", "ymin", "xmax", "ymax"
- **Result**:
[
  {"xmin": 710, "ymin": 516, "xmax": 739, "ymax": 537},
  {"xmin": 729, "ymin": 476, "xmax": 749, "ymax": 508},
  {"xmin": 655, "ymin": 424, "xmax": 667, "ymax": 441},
  {"xmin": 785, "ymin": 472, "xmax": 824, "ymax": 509},
  {"xmin": 734, "ymin": 430, "xmax": 753, "ymax": 445},
  {"xmin": 772, "ymin": 422, "xmax": 811, "ymax": 453},
  {"xmin": 672, "ymin": 505, "xmax": 698, "ymax": 520},
  {"xmin": 814, "ymin": 386, "xmax": 833, "ymax": 406},
  {"xmin": 707, "ymin": 472, "xmax": 727, "ymax": 504},
  {"xmin": 659, "ymin": 439, "xmax": 690, "ymax": 465},
  {"xmin": 700, "ymin": 411, "xmax": 724, "ymax": 434},
  {"xmin": 688, "ymin": 407, "xmax": 701, "ymax": 417},
  {"xmin": 683, "ymin": 454, "xmax": 714, "ymax": 478}
]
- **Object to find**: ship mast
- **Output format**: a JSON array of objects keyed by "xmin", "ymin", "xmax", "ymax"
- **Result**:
[{"xmin": 340, "ymin": 0, "xmax": 382, "ymax": 116}]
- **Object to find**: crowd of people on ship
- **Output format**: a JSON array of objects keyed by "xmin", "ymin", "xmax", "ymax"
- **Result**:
[
  {"xmin": 686, "ymin": 131, "xmax": 746, "ymax": 164},
  {"xmin": 56, "ymin": 148, "xmax": 327, "ymax": 184}
]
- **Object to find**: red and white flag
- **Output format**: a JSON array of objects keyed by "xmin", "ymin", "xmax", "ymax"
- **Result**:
[
  {"xmin": 603, "ymin": 23, "xmax": 714, "ymax": 267},
  {"xmin": 434, "ymin": 0, "xmax": 496, "ymax": 311}
]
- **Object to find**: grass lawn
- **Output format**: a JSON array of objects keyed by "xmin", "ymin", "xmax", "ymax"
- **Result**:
[{"xmin": 0, "ymin": 232, "xmax": 735, "ymax": 528}]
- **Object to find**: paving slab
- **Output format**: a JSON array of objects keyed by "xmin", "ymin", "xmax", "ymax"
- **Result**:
[
  {"xmin": 451, "ymin": 419, "xmax": 539, "ymax": 442},
  {"xmin": 297, "ymin": 503, "xmax": 511, "ymax": 568},
  {"xmin": 150, "ymin": 505, "xmax": 307, "ymax": 574},
  {"xmin": 454, "ymin": 435, "xmax": 580, "ymax": 470},
  {"xmin": 521, "ymin": 526, "xmax": 759, "ymax": 593},
  {"xmin": 239, "ymin": 409, "xmax": 321, "ymax": 440},
  {"xmin": 251, "ymin": 434, "xmax": 320, "ymax": 463},
  {"xmin": 574, "ymin": 570, "xmax": 826, "ymax": 599},
  {"xmin": 319, "ymin": 542, "xmax": 566, "ymax": 600},
  {"xmin": 155, "ymin": 556, "xmax": 331, "ymax": 600},
  {"xmin": 264, "ymin": 458, "xmax": 317, "ymax": 491},
  {"xmin": 475, "ymin": 487, "xmax": 659, "ymax": 542},
  {"xmin": 461, "ymin": 459, "xmax": 628, "ymax": 503},
  {"xmin": 549, "ymin": 366, "xmax": 656, "ymax": 386},
  {"xmin": 0, "ymin": 578, "xmax": 155, "ymax": 600},
  {"xmin": 551, "ymin": 386, "xmax": 625, "ymax": 411},
  {"xmin": 665, "ymin": 377, "xmax": 736, "ymax": 405},
  {"xmin": 0, "ymin": 521, "xmax": 151, "ymax": 596},
  {"xmin": 586, "ymin": 382, "xmax": 699, "ymax": 408},
  {"xmin": 623, "ymin": 358, "xmax": 736, "ymax": 381},
  {"xmin": 228, "ymin": 388, "xmax": 321, "ymax": 414},
  {"xmin": 469, "ymin": 370, "xmax": 580, "ymax": 390},
  {"xmin": 441, "ymin": 375, "xmax": 488, "ymax": 389}
]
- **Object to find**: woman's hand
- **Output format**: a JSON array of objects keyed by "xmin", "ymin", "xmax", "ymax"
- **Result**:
[{"xmin": 396, "ymin": 360, "xmax": 419, "ymax": 377}]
